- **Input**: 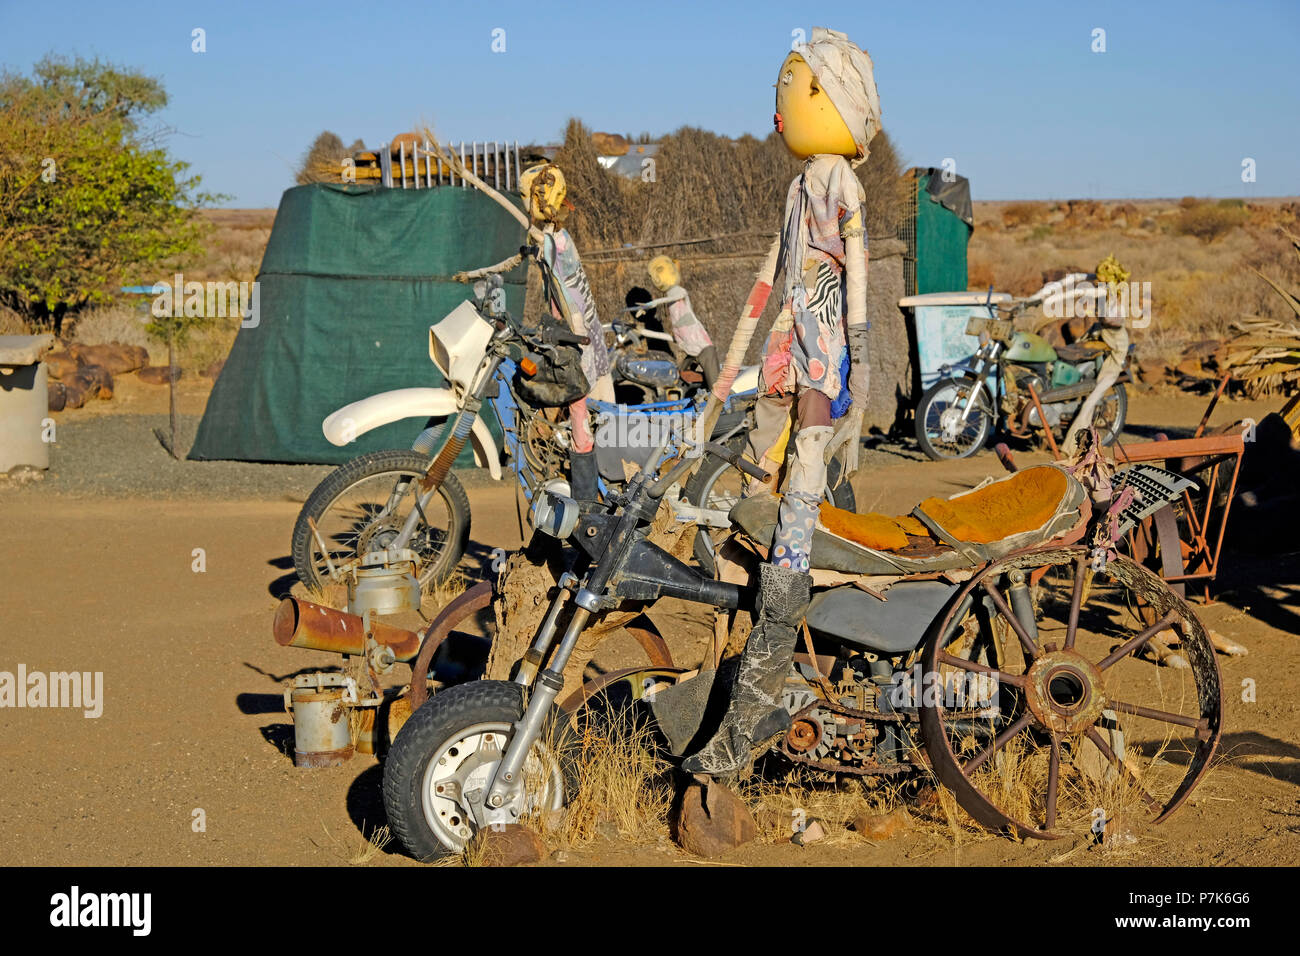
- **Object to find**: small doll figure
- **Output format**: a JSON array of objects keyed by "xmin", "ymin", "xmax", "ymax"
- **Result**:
[
  {"xmin": 1062, "ymin": 254, "xmax": 1131, "ymax": 455},
  {"xmin": 685, "ymin": 28, "xmax": 881, "ymax": 777},
  {"xmin": 457, "ymin": 162, "xmax": 615, "ymax": 501},
  {"xmin": 631, "ymin": 255, "xmax": 720, "ymax": 390}
]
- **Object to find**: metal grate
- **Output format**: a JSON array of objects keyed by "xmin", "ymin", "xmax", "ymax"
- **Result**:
[
  {"xmin": 376, "ymin": 140, "xmax": 525, "ymax": 190},
  {"xmin": 1112, "ymin": 464, "xmax": 1198, "ymax": 538},
  {"xmin": 898, "ymin": 169, "xmax": 919, "ymax": 296}
]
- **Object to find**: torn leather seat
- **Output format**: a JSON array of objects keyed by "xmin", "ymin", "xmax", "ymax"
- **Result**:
[{"xmin": 729, "ymin": 464, "xmax": 1086, "ymax": 575}]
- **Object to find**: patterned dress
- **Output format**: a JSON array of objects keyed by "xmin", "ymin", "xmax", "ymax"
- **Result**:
[
  {"xmin": 540, "ymin": 228, "xmax": 612, "ymax": 395},
  {"xmin": 760, "ymin": 155, "xmax": 869, "ymax": 573},
  {"xmin": 761, "ymin": 157, "xmax": 868, "ymax": 402}
]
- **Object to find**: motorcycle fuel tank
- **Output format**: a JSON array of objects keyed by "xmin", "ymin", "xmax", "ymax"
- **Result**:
[
  {"xmin": 805, "ymin": 580, "xmax": 959, "ymax": 655},
  {"xmin": 1004, "ymin": 331, "xmax": 1058, "ymax": 364}
]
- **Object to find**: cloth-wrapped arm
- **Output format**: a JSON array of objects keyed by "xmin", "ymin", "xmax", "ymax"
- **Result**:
[
  {"xmin": 624, "ymin": 287, "xmax": 686, "ymax": 312},
  {"xmin": 835, "ymin": 200, "xmax": 870, "ymax": 477},
  {"xmin": 712, "ymin": 233, "xmax": 781, "ymax": 402}
]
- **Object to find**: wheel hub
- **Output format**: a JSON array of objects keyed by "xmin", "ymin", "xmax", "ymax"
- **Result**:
[
  {"xmin": 939, "ymin": 406, "xmax": 963, "ymax": 443},
  {"xmin": 355, "ymin": 515, "xmax": 402, "ymax": 555},
  {"xmin": 1023, "ymin": 649, "xmax": 1107, "ymax": 735}
]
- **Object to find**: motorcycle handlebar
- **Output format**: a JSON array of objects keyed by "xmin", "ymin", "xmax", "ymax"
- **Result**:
[{"xmin": 540, "ymin": 327, "xmax": 589, "ymax": 347}]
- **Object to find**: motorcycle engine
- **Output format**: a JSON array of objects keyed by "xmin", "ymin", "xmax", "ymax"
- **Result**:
[{"xmin": 779, "ymin": 656, "xmax": 889, "ymax": 769}]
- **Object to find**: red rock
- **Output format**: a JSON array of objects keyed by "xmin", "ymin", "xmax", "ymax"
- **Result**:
[
  {"xmin": 849, "ymin": 807, "xmax": 911, "ymax": 840},
  {"xmin": 69, "ymin": 343, "xmax": 147, "ymax": 375},
  {"xmin": 70, "ymin": 364, "xmax": 113, "ymax": 400},
  {"xmin": 466, "ymin": 824, "xmax": 545, "ymax": 867},
  {"xmin": 672, "ymin": 781, "xmax": 757, "ymax": 857},
  {"xmin": 42, "ymin": 352, "xmax": 82, "ymax": 381},
  {"xmin": 137, "ymin": 365, "xmax": 183, "ymax": 385}
]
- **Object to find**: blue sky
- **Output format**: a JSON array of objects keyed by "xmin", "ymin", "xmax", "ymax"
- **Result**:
[{"xmin": 2, "ymin": 0, "xmax": 1296, "ymax": 207}]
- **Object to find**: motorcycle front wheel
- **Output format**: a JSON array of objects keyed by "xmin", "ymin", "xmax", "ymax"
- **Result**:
[
  {"xmin": 383, "ymin": 681, "xmax": 577, "ymax": 861},
  {"xmin": 915, "ymin": 377, "xmax": 994, "ymax": 461},
  {"xmin": 1092, "ymin": 383, "xmax": 1128, "ymax": 447},
  {"xmin": 291, "ymin": 449, "xmax": 471, "ymax": 599}
]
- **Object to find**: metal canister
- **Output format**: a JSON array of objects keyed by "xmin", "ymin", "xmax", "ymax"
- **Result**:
[
  {"xmin": 347, "ymin": 551, "xmax": 422, "ymax": 618},
  {"xmin": 286, "ymin": 673, "xmax": 354, "ymax": 768}
]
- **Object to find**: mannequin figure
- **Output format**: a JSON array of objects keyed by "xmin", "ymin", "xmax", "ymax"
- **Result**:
[
  {"xmin": 456, "ymin": 162, "xmax": 615, "ymax": 501},
  {"xmin": 631, "ymin": 255, "xmax": 720, "ymax": 390},
  {"xmin": 684, "ymin": 28, "xmax": 881, "ymax": 777}
]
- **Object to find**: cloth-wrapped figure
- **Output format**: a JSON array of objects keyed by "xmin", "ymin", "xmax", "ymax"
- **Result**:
[
  {"xmin": 1062, "ymin": 254, "xmax": 1131, "ymax": 455},
  {"xmin": 684, "ymin": 28, "xmax": 881, "ymax": 777},
  {"xmin": 634, "ymin": 255, "xmax": 720, "ymax": 390},
  {"xmin": 456, "ymin": 162, "xmax": 615, "ymax": 502}
]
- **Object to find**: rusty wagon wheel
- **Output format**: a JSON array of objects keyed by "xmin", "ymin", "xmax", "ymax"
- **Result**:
[{"xmin": 919, "ymin": 545, "xmax": 1222, "ymax": 840}]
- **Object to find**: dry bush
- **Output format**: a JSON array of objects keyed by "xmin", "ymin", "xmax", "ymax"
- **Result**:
[
  {"xmin": 1001, "ymin": 201, "xmax": 1046, "ymax": 228},
  {"xmin": 554, "ymin": 117, "xmax": 909, "ymax": 371},
  {"xmin": 741, "ymin": 771, "xmax": 909, "ymax": 845},
  {"xmin": 558, "ymin": 117, "xmax": 908, "ymax": 258},
  {"xmin": 70, "ymin": 303, "xmax": 157, "ymax": 356},
  {"xmin": 0, "ymin": 303, "xmax": 26, "ymax": 335},
  {"xmin": 1172, "ymin": 200, "xmax": 1250, "ymax": 243},
  {"xmin": 966, "ymin": 232, "xmax": 1049, "ymax": 296}
]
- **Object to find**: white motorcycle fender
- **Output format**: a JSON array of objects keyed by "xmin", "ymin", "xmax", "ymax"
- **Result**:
[
  {"xmin": 730, "ymin": 364, "xmax": 760, "ymax": 395},
  {"xmin": 321, "ymin": 387, "xmax": 503, "ymax": 481}
]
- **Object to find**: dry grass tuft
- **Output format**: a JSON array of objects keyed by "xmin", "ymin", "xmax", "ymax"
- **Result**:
[{"xmin": 545, "ymin": 702, "xmax": 673, "ymax": 848}]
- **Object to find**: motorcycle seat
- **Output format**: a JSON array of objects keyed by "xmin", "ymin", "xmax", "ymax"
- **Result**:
[
  {"xmin": 729, "ymin": 465, "xmax": 1086, "ymax": 574},
  {"xmin": 1053, "ymin": 342, "xmax": 1105, "ymax": 364}
]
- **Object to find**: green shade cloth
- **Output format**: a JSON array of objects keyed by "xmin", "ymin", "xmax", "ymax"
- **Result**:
[
  {"xmin": 189, "ymin": 183, "xmax": 526, "ymax": 463},
  {"xmin": 902, "ymin": 168, "xmax": 973, "ymax": 297}
]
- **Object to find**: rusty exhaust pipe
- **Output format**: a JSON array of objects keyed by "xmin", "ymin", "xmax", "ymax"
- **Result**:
[{"xmin": 273, "ymin": 597, "xmax": 422, "ymax": 662}]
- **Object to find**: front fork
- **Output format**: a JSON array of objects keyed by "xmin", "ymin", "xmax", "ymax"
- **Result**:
[
  {"xmin": 956, "ymin": 356, "xmax": 992, "ymax": 425},
  {"xmin": 481, "ymin": 466, "xmax": 660, "ymax": 820},
  {"xmin": 389, "ymin": 358, "xmax": 500, "ymax": 553}
]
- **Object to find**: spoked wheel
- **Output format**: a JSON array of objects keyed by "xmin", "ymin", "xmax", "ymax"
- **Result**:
[
  {"xmin": 291, "ymin": 449, "xmax": 470, "ymax": 600},
  {"xmin": 915, "ymin": 377, "xmax": 994, "ymax": 461},
  {"xmin": 920, "ymin": 545, "xmax": 1222, "ymax": 840},
  {"xmin": 1092, "ymin": 383, "xmax": 1128, "ymax": 447}
]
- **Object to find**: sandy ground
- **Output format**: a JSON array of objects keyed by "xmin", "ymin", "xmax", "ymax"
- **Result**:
[{"xmin": 1, "ymin": 381, "xmax": 1297, "ymax": 866}]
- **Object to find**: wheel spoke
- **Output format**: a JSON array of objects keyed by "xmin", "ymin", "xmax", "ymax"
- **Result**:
[
  {"xmin": 938, "ymin": 651, "xmax": 1026, "ymax": 688},
  {"xmin": 1096, "ymin": 613, "xmax": 1178, "ymax": 671},
  {"xmin": 1045, "ymin": 734, "xmax": 1061, "ymax": 830},
  {"xmin": 1107, "ymin": 698, "xmax": 1211, "ymax": 736},
  {"xmin": 1084, "ymin": 726, "xmax": 1162, "ymax": 812},
  {"xmin": 983, "ymin": 581, "xmax": 1039, "ymax": 660},
  {"xmin": 1065, "ymin": 553, "xmax": 1087, "ymax": 650},
  {"xmin": 961, "ymin": 710, "xmax": 1033, "ymax": 775}
]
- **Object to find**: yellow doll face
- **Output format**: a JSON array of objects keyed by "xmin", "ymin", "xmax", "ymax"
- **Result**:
[
  {"xmin": 774, "ymin": 52, "xmax": 856, "ymax": 160},
  {"xmin": 648, "ymin": 255, "xmax": 679, "ymax": 292},
  {"xmin": 519, "ymin": 163, "xmax": 566, "ymax": 223}
]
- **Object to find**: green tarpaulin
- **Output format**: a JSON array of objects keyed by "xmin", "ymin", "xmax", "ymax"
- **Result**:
[{"xmin": 189, "ymin": 183, "xmax": 527, "ymax": 463}]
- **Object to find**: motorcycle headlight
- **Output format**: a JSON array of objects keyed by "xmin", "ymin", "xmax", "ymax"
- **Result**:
[{"xmin": 529, "ymin": 491, "xmax": 580, "ymax": 540}]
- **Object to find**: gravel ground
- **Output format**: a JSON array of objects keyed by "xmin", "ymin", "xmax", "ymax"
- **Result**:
[
  {"xmin": 0, "ymin": 414, "xmax": 331, "ymax": 501},
  {"xmin": 0, "ymin": 412, "xmax": 505, "ymax": 502}
]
